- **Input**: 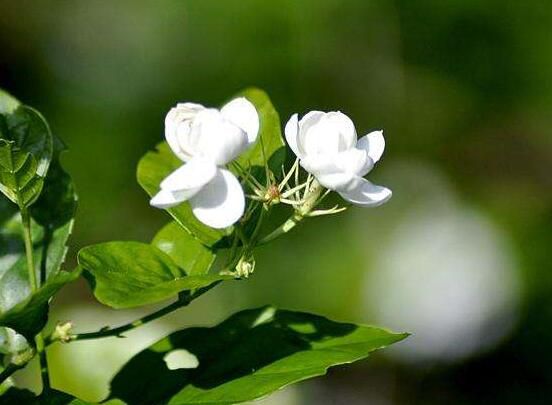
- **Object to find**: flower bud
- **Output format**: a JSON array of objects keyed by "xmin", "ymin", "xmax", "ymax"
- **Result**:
[
  {"xmin": 235, "ymin": 255, "xmax": 256, "ymax": 278},
  {"xmin": 51, "ymin": 321, "xmax": 74, "ymax": 343}
]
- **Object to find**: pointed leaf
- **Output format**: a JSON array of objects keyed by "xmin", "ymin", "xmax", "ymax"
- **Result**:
[
  {"xmin": 79, "ymin": 242, "xmax": 231, "ymax": 309},
  {"xmin": 0, "ymin": 139, "xmax": 44, "ymax": 207},
  {"xmin": 106, "ymin": 306, "xmax": 408, "ymax": 404},
  {"xmin": 0, "ymin": 89, "xmax": 53, "ymax": 207}
]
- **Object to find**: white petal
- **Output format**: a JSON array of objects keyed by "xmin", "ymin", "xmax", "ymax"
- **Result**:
[
  {"xmin": 190, "ymin": 169, "xmax": 245, "ymax": 229},
  {"xmin": 192, "ymin": 109, "xmax": 249, "ymax": 165},
  {"xmin": 165, "ymin": 103, "xmax": 205, "ymax": 129},
  {"xmin": 334, "ymin": 148, "xmax": 373, "ymax": 177},
  {"xmin": 326, "ymin": 111, "xmax": 357, "ymax": 150},
  {"xmin": 300, "ymin": 155, "xmax": 353, "ymax": 191},
  {"xmin": 316, "ymin": 171, "xmax": 358, "ymax": 191},
  {"xmin": 221, "ymin": 97, "xmax": 259, "ymax": 145},
  {"xmin": 300, "ymin": 111, "xmax": 357, "ymax": 156},
  {"xmin": 300, "ymin": 148, "xmax": 372, "ymax": 191},
  {"xmin": 297, "ymin": 111, "xmax": 325, "ymax": 155},
  {"xmin": 160, "ymin": 159, "xmax": 217, "ymax": 193},
  {"xmin": 298, "ymin": 110, "xmax": 325, "ymax": 131},
  {"xmin": 284, "ymin": 113, "xmax": 300, "ymax": 157},
  {"xmin": 165, "ymin": 103, "xmax": 205, "ymax": 161},
  {"xmin": 339, "ymin": 178, "xmax": 392, "ymax": 207},
  {"xmin": 300, "ymin": 154, "xmax": 336, "ymax": 175},
  {"xmin": 150, "ymin": 189, "xmax": 187, "ymax": 209},
  {"xmin": 357, "ymin": 130, "xmax": 385, "ymax": 163}
]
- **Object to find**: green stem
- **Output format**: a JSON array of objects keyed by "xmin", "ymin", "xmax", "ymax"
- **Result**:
[
  {"xmin": 258, "ymin": 179, "xmax": 324, "ymax": 245},
  {"xmin": 20, "ymin": 208, "xmax": 38, "ymax": 291},
  {"xmin": 35, "ymin": 334, "xmax": 49, "ymax": 389},
  {"xmin": 0, "ymin": 363, "xmax": 22, "ymax": 384},
  {"xmin": 258, "ymin": 214, "xmax": 304, "ymax": 245},
  {"xmin": 20, "ymin": 207, "xmax": 50, "ymax": 390},
  {"xmin": 45, "ymin": 284, "xmax": 218, "ymax": 346},
  {"xmin": 249, "ymin": 205, "xmax": 268, "ymax": 245},
  {"xmin": 60, "ymin": 300, "xmax": 182, "ymax": 343}
]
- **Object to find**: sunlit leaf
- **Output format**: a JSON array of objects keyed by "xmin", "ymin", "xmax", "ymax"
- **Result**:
[
  {"xmin": 106, "ymin": 306, "xmax": 407, "ymax": 404},
  {"xmin": 152, "ymin": 222, "xmax": 215, "ymax": 276},
  {"xmin": 232, "ymin": 88, "xmax": 286, "ymax": 178},
  {"xmin": 0, "ymin": 89, "xmax": 53, "ymax": 208},
  {"xmin": 79, "ymin": 241, "xmax": 231, "ymax": 309},
  {"xmin": 0, "ymin": 89, "xmax": 19, "ymax": 115}
]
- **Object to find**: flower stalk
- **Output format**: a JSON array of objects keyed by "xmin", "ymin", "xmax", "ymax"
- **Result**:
[
  {"xmin": 20, "ymin": 207, "xmax": 50, "ymax": 390},
  {"xmin": 46, "ymin": 284, "xmax": 218, "ymax": 345}
]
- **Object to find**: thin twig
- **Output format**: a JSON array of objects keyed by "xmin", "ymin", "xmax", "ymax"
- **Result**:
[{"xmin": 0, "ymin": 363, "xmax": 23, "ymax": 384}]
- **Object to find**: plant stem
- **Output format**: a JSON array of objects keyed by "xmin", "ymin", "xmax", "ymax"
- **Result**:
[
  {"xmin": 20, "ymin": 208, "xmax": 38, "ymax": 291},
  {"xmin": 35, "ymin": 334, "xmax": 49, "ymax": 389},
  {"xmin": 45, "ymin": 284, "xmax": 218, "ymax": 346},
  {"xmin": 258, "ymin": 214, "xmax": 304, "ymax": 245},
  {"xmin": 258, "ymin": 179, "xmax": 324, "ymax": 245},
  {"xmin": 20, "ymin": 207, "xmax": 50, "ymax": 390},
  {"xmin": 0, "ymin": 363, "xmax": 22, "ymax": 384},
  {"xmin": 61, "ymin": 300, "xmax": 182, "ymax": 343}
]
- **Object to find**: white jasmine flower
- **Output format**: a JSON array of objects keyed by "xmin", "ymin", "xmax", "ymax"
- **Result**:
[
  {"xmin": 284, "ymin": 111, "xmax": 391, "ymax": 207},
  {"xmin": 151, "ymin": 98, "xmax": 259, "ymax": 228}
]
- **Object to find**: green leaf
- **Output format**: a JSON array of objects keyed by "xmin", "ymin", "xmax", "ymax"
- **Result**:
[
  {"xmin": 232, "ymin": 87, "xmax": 286, "ymax": 177},
  {"xmin": 152, "ymin": 222, "xmax": 215, "ymax": 276},
  {"xmin": 31, "ymin": 134, "xmax": 77, "ymax": 229},
  {"xmin": 0, "ymin": 89, "xmax": 19, "ymax": 115},
  {"xmin": 0, "ymin": 139, "xmax": 45, "ymax": 207},
  {"xmin": 0, "ymin": 199, "xmax": 78, "ymax": 338},
  {"xmin": 79, "ymin": 242, "xmax": 231, "ymax": 309},
  {"xmin": 0, "ymin": 90, "xmax": 53, "ymax": 207},
  {"xmin": 106, "ymin": 306, "xmax": 408, "ymax": 405},
  {"xmin": 0, "ymin": 133, "xmax": 77, "ymax": 338},
  {"xmin": 137, "ymin": 142, "xmax": 226, "ymax": 248},
  {"xmin": 0, "ymin": 269, "xmax": 81, "ymax": 338}
]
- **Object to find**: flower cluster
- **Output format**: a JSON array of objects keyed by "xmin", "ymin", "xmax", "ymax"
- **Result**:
[
  {"xmin": 150, "ymin": 98, "xmax": 259, "ymax": 228},
  {"xmin": 151, "ymin": 99, "xmax": 391, "ymax": 229}
]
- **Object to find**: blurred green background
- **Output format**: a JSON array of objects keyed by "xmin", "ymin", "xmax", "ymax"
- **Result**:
[{"xmin": 1, "ymin": 0, "xmax": 551, "ymax": 403}]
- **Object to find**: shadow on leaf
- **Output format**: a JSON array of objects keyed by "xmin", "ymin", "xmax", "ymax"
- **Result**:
[{"xmin": 107, "ymin": 306, "xmax": 405, "ymax": 405}]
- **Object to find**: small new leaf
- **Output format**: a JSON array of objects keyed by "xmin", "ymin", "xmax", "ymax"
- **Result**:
[{"xmin": 0, "ymin": 90, "xmax": 53, "ymax": 208}]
